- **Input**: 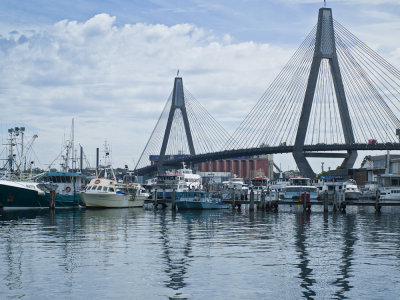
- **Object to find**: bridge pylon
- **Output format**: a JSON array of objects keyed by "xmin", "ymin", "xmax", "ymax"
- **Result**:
[
  {"xmin": 157, "ymin": 76, "xmax": 195, "ymax": 174},
  {"xmin": 294, "ymin": 7, "xmax": 357, "ymax": 178}
]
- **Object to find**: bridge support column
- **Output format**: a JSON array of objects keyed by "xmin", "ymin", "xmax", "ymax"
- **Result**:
[
  {"xmin": 157, "ymin": 77, "xmax": 195, "ymax": 175},
  {"xmin": 293, "ymin": 7, "xmax": 357, "ymax": 177}
]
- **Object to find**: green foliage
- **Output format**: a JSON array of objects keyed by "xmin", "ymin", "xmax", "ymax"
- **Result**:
[{"xmin": 315, "ymin": 171, "xmax": 329, "ymax": 179}]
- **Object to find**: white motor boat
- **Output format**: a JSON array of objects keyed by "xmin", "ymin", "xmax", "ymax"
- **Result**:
[
  {"xmin": 151, "ymin": 167, "xmax": 202, "ymax": 199},
  {"xmin": 319, "ymin": 179, "xmax": 361, "ymax": 201},
  {"xmin": 80, "ymin": 167, "xmax": 148, "ymax": 208},
  {"xmin": 342, "ymin": 179, "xmax": 362, "ymax": 200},
  {"xmin": 222, "ymin": 176, "xmax": 249, "ymax": 192},
  {"xmin": 281, "ymin": 178, "xmax": 319, "ymax": 202},
  {"xmin": 377, "ymin": 174, "xmax": 400, "ymax": 201}
]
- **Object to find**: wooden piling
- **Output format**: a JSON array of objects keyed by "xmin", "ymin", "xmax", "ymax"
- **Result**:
[
  {"xmin": 266, "ymin": 191, "xmax": 272, "ymax": 211},
  {"xmin": 340, "ymin": 191, "xmax": 346, "ymax": 212},
  {"xmin": 49, "ymin": 190, "xmax": 56, "ymax": 209},
  {"xmin": 171, "ymin": 188, "xmax": 176, "ymax": 211},
  {"xmin": 375, "ymin": 190, "xmax": 381, "ymax": 212},
  {"xmin": 154, "ymin": 188, "xmax": 158, "ymax": 209},
  {"xmin": 333, "ymin": 190, "xmax": 338, "ymax": 213},
  {"xmin": 249, "ymin": 188, "xmax": 254, "ymax": 211},
  {"xmin": 323, "ymin": 191, "xmax": 328, "ymax": 213},
  {"xmin": 261, "ymin": 190, "xmax": 266, "ymax": 210}
]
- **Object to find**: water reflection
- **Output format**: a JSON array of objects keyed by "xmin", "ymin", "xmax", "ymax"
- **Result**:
[
  {"xmin": 4, "ymin": 225, "xmax": 24, "ymax": 297},
  {"xmin": 1, "ymin": 207, "xmax": 400, "ymax": 299},
  {"xmin": 1, "ymin": 209, "xmax": 50, "ymax": 299},
  {"xmin": 157, "ymin": 211, "xmax": 191, "ymax": 300},
  {"xmin": 332, "ymin": 214, "xmax": 356, "ymax": 299},
  {"xmin": 157, "ymin": 210, "xmax": 230, "ymax": 298},
  {"xmin": 295, "ymin": 212, "xmax": 316, "ymax": 299}
]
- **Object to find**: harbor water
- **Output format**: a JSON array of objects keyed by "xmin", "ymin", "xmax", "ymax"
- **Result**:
[{"xmin": 1, "ymin": 206, "xmax": 400, "ymax": 299}]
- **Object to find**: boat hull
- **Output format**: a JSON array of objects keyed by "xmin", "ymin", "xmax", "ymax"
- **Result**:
[
  {"xmin": 44, "ymin": 192, "xmax": 82, "ymax": 208},
  {"xmin": 345, "ymin": 191, "xmax": 361, "ymax": 200},
  {"xmin": 0, "ymin": 180, "xmax": 46, "ymax": 208},
  {"xmin": 80, "ymin": 193, "xmax": 144, "ymax": 208}
]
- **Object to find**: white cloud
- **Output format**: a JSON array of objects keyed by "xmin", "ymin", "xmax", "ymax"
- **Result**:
[
  {"xmin": 0, "ymin": 14, "xmax": 292, "ymax": 169},
  {"xmin": 0, "ymin": 11, "xmax": 399, "ymax": 172}
]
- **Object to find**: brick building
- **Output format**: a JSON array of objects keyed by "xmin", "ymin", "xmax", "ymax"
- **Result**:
[{"xmin": 196, "ymin": 154, "xmax": 274, "ymax": 180}]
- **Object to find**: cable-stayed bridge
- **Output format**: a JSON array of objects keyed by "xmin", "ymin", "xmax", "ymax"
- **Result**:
[{"xmin": 135, "ymin": 7, "xmax": 400, "ymax": 177}]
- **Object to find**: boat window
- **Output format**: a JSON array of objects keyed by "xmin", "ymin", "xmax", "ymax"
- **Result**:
[
  {"xmin": 86, "ymin": 186, "xmax": 91, "ymax": 190},
  {"xmin": 97, "ymin": 186, "xmax": 102, "ymax": 191},
  {"xmin": 102, "ymin": 187, "xmax": 107, "ymax": 191},
  {"xmin": 109, "ymin": 187, "xmax": 114, "ymax": 192},
  {"xmin": 392, "ymin": 179, "xmax": 400, "ymax": 186},
  {"xmin": 92, "ymin": 185, "xmax": 97, "ymax": 190}
]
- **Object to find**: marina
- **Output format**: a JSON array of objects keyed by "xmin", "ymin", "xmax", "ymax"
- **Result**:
[{"xmin": 1, "ymin": 2, "xmax": 400, "ymax": 299}]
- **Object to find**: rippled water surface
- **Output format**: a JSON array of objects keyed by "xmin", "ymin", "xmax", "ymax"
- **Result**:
[{"xmin": 1, "ymin": 206, "xmax": 400, "ymax": 299}]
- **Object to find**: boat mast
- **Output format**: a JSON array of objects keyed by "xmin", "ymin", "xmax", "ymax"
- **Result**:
[
  {"xmin": 7, "ymin": 128, "xmax": 14, "ymax": 174},
  {"xmin": 71, "ymin": 118, "xmax": 75, "ymax": 171}
]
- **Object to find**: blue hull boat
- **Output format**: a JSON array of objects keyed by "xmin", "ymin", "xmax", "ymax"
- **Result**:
[{"xmin": 176, "ymin": 192, "xmax": 230, "ymax": 210}]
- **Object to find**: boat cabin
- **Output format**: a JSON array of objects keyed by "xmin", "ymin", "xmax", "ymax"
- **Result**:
[{"xmin": 289, "ymin": 178, "xmax": 312, "ymax": 186}]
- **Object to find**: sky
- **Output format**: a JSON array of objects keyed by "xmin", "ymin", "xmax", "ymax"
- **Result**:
[{"xmin": 0, "ymin": 0, "xmax": 399, "ymax": 173}]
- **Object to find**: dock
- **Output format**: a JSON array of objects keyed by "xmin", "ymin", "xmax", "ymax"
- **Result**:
[{"xmin": 146, "ymin": 189, "xmax": 400, "ymax": 213}]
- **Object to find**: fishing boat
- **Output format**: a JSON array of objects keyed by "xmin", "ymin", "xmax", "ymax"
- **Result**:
[
  {"xmin": 175, "ymin": 191, "xmax": 230, "ymax": 210},
  {"xmin": 34, "ymin": 172, "xmax": 89, "ymax": 207},
  {"xmin": 0, "ymin": 177, "xmax": 46, "ymax": 208},
  {"xmin": 32, "ymin": 119, "xmax": 90, "ymax": 207},
  {"xmin": 0, "ymin": 127, "xmax": 49, "ymax": 209},
  {"xmin": 79, "ymin": 167, "xmax": 147, "ymax": 208}
]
